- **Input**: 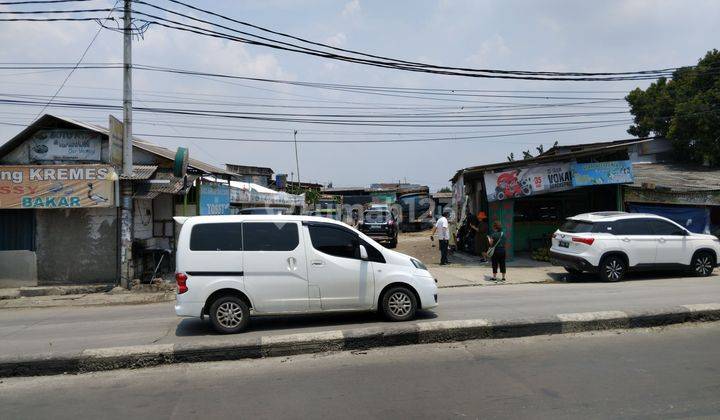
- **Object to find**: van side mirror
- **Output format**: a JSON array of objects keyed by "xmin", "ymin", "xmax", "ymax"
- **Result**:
[{"xmin": 359, "ymin": 244, "xmax": 368, "ymax": 260}]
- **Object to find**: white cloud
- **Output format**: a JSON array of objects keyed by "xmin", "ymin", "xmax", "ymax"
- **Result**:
[
  {"xmin": 466, "ymin": 34, "xmax": 511, "ymax": 67},
  {"xmin": 341, "ymin": 0, "xmax": 360, "ymax": 17},
  {"xmin": 324, "ymin": 32, "xmax": 347, "ymax": 48}
]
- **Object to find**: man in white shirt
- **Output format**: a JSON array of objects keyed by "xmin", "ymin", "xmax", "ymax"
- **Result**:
[{"xmin": 431, "ymin": 208, "xmax": 451, "ymax": 265}]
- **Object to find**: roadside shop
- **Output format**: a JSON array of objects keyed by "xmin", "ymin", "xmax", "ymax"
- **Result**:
[{"xmin": 451, "ymin": 138, "xmax": 650, "ymax": 259}]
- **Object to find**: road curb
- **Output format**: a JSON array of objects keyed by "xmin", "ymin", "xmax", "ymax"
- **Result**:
[{"xmin": 1, "ymin": 304, "xmax": 719, "ymax": 378}]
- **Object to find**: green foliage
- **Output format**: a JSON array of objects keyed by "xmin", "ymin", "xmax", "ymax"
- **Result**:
[
  {"xmin": 627, "ymin": 49, "xmax": 720, "ymax": 165},
  {"xmin": 438, "ymin": 187, "xmax": 451, "ymax": 193},
  {"xmin": 285, "ymin": 185, "xmax": 321, "ymax": 204}
]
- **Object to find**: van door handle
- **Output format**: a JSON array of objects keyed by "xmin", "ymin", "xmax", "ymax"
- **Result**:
[
  {"xmin": 658, "ymin": 238, "xmax": 666, "ymax": 243},
  {"xmin": 311, "ymin": 260, "xmax": 324, "ymax": 267}
]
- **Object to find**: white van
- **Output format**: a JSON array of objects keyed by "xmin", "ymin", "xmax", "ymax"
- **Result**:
[{"xmin": 174, "ymin": 215, "xmax": 438, "ymax": 333}]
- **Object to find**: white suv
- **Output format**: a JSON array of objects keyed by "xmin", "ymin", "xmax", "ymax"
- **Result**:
[{"xmin": 550, "ymin": 212, "xmax": 720, "ymax": 282}]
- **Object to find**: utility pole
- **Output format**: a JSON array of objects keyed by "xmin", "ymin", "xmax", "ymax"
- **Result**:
[
  {"xmin": 119, "ymin": 0, "xmax": 134, "ymax": 288},
  {"xmin": 293, "ymin": 129, "xmax": 301, "ymax": 189}
]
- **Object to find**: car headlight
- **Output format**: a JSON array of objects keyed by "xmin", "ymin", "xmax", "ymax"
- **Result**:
[{"xmin": 411, "ymin": 258, "xmax": 427, "ymax": 270}]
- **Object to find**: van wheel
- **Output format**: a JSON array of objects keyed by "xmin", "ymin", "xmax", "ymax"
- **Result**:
[
  {"xmin": 209, "ymin": 296, "xmax": 250, "ymax": 334},
  {"xmin": 381, "ymin": 286, "xmax": 417, "ymax": 321},
  {"xmin": 600, "ymin": 255, "xmax": 626, "ymax": 282},
  {"xmin": 692, "ymin": 252, "xmax": 715, "ymax": 277}
]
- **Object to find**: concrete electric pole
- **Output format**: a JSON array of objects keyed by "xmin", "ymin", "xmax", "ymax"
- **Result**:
[{"xmin": 119, "ymin": 0, "xmax": 134, "ymax": 287}]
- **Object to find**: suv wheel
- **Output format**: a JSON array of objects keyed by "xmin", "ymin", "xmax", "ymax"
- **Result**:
[
  {"xmin": 692, "ymin": 252, "xmax": 715, "ymax": 277},
  {"xmin": 600, "ymin": 255, "xmax": 626, "ymax": 282},
  {"xmin": 209, "ymin": 295, "xmax": 250, "ymax": 334},
  {"xmin": 381, "ymin": 286, "xmax": 417, "ymax": 321},
  {"xmin": 388, "ymin": 236, "xmax": 398, "ymax": 248}
]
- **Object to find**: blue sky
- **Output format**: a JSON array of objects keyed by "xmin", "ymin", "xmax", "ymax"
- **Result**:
[{"xmin": 0, "ymin": 0, "xmax": 719, "ymax": 190}]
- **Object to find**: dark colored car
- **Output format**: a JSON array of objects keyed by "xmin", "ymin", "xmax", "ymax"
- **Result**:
[{"xmin": 358, "ymin": 209, "xmax": 398, "ymax": 248}]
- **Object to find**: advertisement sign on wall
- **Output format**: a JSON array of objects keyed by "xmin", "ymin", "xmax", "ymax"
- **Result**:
[
  {"xmin": 108, "ymin": 116, "xmax": 124, "ymax": 168},
  {"xmin": 28, "ymin": 130, "xmax": 101, "ymax": 162},
  {"xmin": 484, "ymin": 163, "xmax": 572, "ymax": 202},
  {"xmin": 0, "ymin": 165, "xmax": 115, "ymax": 208},
  {"xmin": 571, "ymin": 160, "xmax": 633, "ymax": 187},
  {"xmin": 199, "ymin": 183, "xmax": 230, "ymax": 215}
]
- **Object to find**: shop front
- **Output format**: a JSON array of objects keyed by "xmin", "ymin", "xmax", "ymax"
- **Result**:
[{"xmin": 451, "ymin": 139, "xmax": 645, "ymax": 261}]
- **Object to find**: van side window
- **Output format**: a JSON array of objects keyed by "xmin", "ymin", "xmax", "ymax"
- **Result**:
[
  {"xmin": 190, "ymin": 223, "xmax": 243, "ymax": 251},
  {"xmin": 243, "ymin": 222, "xmax": 299, "ymax": 251},
  {"xmin": 308, "ymin": 225, "xmax": 359, "ymax": 259}
]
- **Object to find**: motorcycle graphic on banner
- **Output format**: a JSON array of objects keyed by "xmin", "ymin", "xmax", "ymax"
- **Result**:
[{"xmin": 484, "ymin": 163, "xmax": 572, "ymax": 202}]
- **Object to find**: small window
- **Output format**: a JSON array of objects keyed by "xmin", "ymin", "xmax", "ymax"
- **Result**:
[
  {"xmin": 361, "ymin": 239, "xmax": 386, "ymax": 263},
  {"xmin": 190, "ymin": 223, "xmax": 243, "ymax": 251},
  {"xmin": 243, "ymin": 222, "xmax": 299, "ymax": 251},
  {"xmin": 648, "ymin": 219, "xmax": 686, "ymax": 236},
  {"xmin": 309, "ymin": 224, "xmax": 359, "ymax": 259},
  {"xmin": 614, "ymin": 219, "xmax": 653, "ymax": 235},
  {"xmin": 560, "ymin": 219, "xmax": 594, "ymax": 233}
]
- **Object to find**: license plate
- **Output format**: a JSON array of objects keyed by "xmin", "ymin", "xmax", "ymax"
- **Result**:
[
  {"xmin": 559, "ymin": 241, "xmax": 570, "ymax": 248},
  {"xmin": 370, "ymin": 226, "xmax": 382, "ymax": 230}
]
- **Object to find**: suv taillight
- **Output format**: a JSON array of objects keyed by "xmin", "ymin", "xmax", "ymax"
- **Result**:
[
  {"xmin": 175, "ymin": 272, "xmax": 188, "ymax": 294},
  {"xmin": 572, "ymin": 237, "xmax": 595, "ymax": 245}
]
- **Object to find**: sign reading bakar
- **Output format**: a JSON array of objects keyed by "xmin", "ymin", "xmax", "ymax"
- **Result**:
[
  {"xmin": 571, "ymin": 160, "xmax": 633, "ymax": 187},
  {"xmin": 484, "ymin": 162, "xmax": 572, "ymax": 202},
  {"xmin": 0, "ymin": 165, "xmax": 115, "ymax": 208}
]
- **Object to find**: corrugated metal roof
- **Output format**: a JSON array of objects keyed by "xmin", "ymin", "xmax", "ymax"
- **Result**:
[
  {"xmin": 0, "ymin": 114, "xmax": 232, "ymax": 176},
  {"xmin": 631, "ymin": 163, "xmax": 720, "ymax": 192},
  {"xmin": 451, "ymin": 136, "xmax": 655, "ymax": 182},
  {"xmin": 120, "ymin": 165, "xmax": 158, "ymax": 180}
]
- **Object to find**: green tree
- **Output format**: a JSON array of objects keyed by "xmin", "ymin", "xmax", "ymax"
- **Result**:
[{"xmin": 626, "ymin": 49, "xmax": 720, "ymax": 165}]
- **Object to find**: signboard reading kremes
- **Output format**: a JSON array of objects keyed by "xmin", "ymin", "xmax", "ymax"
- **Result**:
[
  {"xmin": 29, "ymin": 130, "xmax": 101, "ymax": 162},
  {"xmin": 0, "ymin": 165, "xmax": 115, "ymax": 208},
  {"xmin": 484, "ymin": 162, "xmax": 572, "ymax": 202}
]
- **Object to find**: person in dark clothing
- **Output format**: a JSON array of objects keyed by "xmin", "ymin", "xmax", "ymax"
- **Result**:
[{"xmin": 487, "ymin": 220, "xmax": 506, "ymax": 282}]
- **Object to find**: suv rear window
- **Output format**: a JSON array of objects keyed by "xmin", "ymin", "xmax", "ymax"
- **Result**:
[
  {"xmin": 364, "ymin": 211, "xmax": 390, "ymax": 223},
  {"xmin": 560, "ymin": 220, "xmax": 594, "ymax": 233},
  {"xmin": 190, "ymin": 223, "xmax": 243, "ymax": 251}
]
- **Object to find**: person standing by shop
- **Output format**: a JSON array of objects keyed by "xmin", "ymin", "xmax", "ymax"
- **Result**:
[
  {"xmin": 431, "ymin": 208, "xmax": 451, "ymax": 265},
  {"xmin": 487, "ymin": 220, "xmax": 507, "ymax": 282},
  {"xmin": 469, "ymin": 212, "xmax": 489, "ymax": 262}
]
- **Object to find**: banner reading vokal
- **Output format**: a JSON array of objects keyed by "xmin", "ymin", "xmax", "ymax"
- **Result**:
[
  {"xmin": 484, "ymin": 162, "xmax": 572, "ymax": 202},
  {"xmin": 0, "ymin": 165, "xmax": 115, "ymax": 209}
]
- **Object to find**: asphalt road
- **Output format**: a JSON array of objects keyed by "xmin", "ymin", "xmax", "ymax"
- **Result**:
[
  {"xmin": 2, "ymin": 322, "xmax": 719, "ymax": 419},
  {"xmin": 1, "ymin": 276, "xmax": 719, "ymax": 358}
]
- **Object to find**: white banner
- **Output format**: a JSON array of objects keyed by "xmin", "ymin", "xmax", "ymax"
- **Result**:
[
  {"xmin": 29, "ymin": 130, "xmax": 101, "ymax": 161},
  {"xmin": 484, "ymin": 162, "xmax": 572, "ymax": 202}
]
